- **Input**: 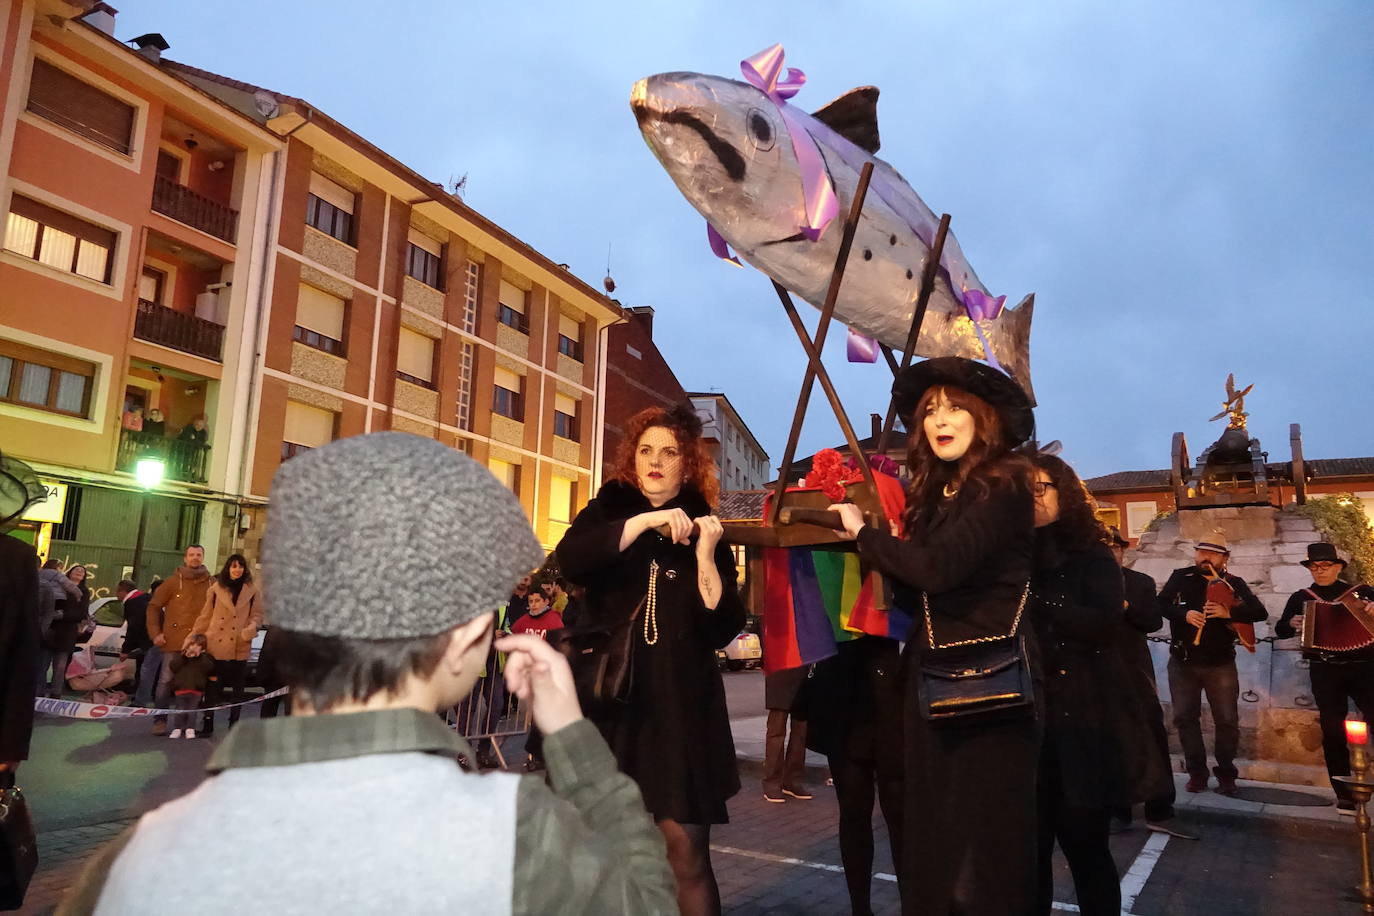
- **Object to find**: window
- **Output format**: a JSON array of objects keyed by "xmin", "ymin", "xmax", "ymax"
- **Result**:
[
  {"xmin": 558, "ymin": 313, "xmax": 583, "ymax": 361},
  {"xmin": 5, "ymin": 196, "xmax": 115, "ymax": 283},
  {"xmin": 497, "ymin": 279, "xmax": 528, "ymax": 333},
  {"xmin": 293, "ymin": 284, "xmax": 346, "ymax": 356},
  {"xmin": 155, "ymin": 149, "xmax": 182, "ymax": 181},
  {"xmin": 138, "ymin": 266, "xmax": 166, "ymax": 304},
  {"xmin": 306, "ymin": 173, "xmax": 355, "ymax": 244},
  {"xmin": 456, "ymin": 342, "xmax": 475, "ymax": 431},
  {"xmin": 396, "ymin": 327, "xmax": 436, "ymax": 388},
  {"xmin": 489, "ymin": 458, "xmax": 520, "ymax": 493},
  {"xmin": 461, "ymin": 261, "xmax": 480, "ymax": 333},
  {"xmin": 1125, "ymin": 501, "xmax": 1159, "ymax": 539},
  {"xmin": 282, "ymin": 400, "xmax": 336, "ymax": 459},
  {"xmin": 406, "ymin": 227, "xmax": 444, "ymax": 290},
  {"xmin": 26, "ymin": 58, "xmax": 135, "ymax": 155},
  {"xmin": 553, "ymin": 392, "xmax": 578, "ymax": 441},
  {"xmin": 0, "ymin": 339, "xmax": 95, "ymax": 418},
  {"xmin": 548, "ymin": 474, "xmax": 575, "ymax": 540},
  {"xmin": 493, "ymin": 367, "xmax": 523, "ymax": 420}
]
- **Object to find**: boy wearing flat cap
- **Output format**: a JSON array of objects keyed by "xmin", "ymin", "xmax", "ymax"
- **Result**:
[
  {"xmin": 61, "ymin": 433, "xmax": 675, "ymax": 915},
  {"xmin": 1158, "ymin": 531, "xmax": 1268, "ymax": 797},
  {"xmin": 1274, "ymin": 542, "xmax": 1374, "ymax": 812}
]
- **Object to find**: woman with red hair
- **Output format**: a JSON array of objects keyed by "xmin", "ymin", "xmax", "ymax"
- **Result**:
[
  {"xmin": 556, "ymin": 404, "xmax": 744, "ymax": 916},
  {"xmin": 831, "ymin": 356, "xmax": 1039, "ymax": 916}
]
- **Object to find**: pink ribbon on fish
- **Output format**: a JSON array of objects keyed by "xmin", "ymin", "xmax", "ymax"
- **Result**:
[
  {"xmin": 740, "ymin": 44, "xmax": 839, "ymax": 242},
  {"xmin": 959, "ymin": 287, "xmax": 1008, "ymax": 373},
  {"xmin": 846, "ymin": 328, "xmax": 878, "ymax": 363}
]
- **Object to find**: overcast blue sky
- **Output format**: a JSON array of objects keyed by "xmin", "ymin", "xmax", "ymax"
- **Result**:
[{"xmin": 114, "ymin": 1, "xmax": 1373, "ymax": 479}]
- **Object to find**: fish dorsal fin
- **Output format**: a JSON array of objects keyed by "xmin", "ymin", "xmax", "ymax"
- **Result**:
[{"xmin": 811, "ymin": 86, "xmax": 880, "ymax": 153}]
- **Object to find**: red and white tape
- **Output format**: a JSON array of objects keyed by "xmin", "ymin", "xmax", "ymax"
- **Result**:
[{"xmin": 35, "ymin": 687, "xmax": 289, "ymax": 720}]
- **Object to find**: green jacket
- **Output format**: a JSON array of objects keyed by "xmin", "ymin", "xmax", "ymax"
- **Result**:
[{"xmin": 58, "ymin": 709, "xmax": 675, "ymax": 915}]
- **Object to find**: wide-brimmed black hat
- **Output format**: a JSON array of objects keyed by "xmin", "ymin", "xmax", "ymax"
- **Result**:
[
  {"xmin": 892, "ymin": 357, "xmax": 1035, "ymax": 447},
  {"xmin": 1301, "ymin": 542, "xmax": 1347, "ymax": 569},
  {"xmin": 0, "ymin": 450, "xmax": 46, "ymax": 528}
]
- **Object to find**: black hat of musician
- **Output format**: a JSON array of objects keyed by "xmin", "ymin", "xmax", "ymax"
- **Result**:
[
  {"xmin": 892, "ymin": 357, "xmax": 1035, "ymax": 447},
  {"xmin": 1301, "ymin": 542, "xmax": 1347, "ymax": 569}
]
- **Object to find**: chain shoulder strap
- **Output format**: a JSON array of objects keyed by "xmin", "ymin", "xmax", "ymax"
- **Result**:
[{"xmin": 924, "ymin": 582, "xmax": 1030, "ymax": 650}]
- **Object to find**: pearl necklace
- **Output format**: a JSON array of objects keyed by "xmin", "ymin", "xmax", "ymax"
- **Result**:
[{"xmin": 643, "ymin": 560, "xmax": 660, "ymax": 645}]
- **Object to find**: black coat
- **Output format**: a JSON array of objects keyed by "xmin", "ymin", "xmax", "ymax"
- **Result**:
[
  {"xmin": 556, "ymin": 480, "xmax": 745, "ymax": 825},
  {"xmin": 1160, "ymin": 565, "xmax": 1268, "ymax": 664},
  {"xmin": 121, "ymin": 592, "xmax": 153, "ymax": 656},
  {"xmin": 1031, "ymin": 536, "xmax": 1128, "ymax": 810},
  {"xmin": 855, "ymin": 470, "xmax": 1041, "ymax": 916},
  {"xmin": 0, "ymin": 536, "xmax": 39, "ymax": 763},
  {"xmin": 1112, "ymin": 567, "xmax": 1174, "ymax": 806},
  {"xmin": 805, "ymin": 635, "xmax": 902, "ymax": 761},
  {"xmin": 45, "ymin": 584, "xmax": 90, "ymax": 654}
]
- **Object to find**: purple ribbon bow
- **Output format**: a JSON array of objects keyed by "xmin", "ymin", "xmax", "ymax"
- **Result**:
[
  {"xmin": 740, "ymin": 44, "xmax": 839, "ymax": 242},
  {"xmin": 846, "ymin": 328, "xmax": 878, "ymax": 363},
  {"xmin": 959, "ymin": 286, "xmax": 1008, "ymax": 373}
]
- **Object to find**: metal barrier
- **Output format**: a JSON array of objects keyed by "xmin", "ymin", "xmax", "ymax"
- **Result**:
[{"xmin": 448, "ymin": 651, "xmax": 531, "ymax": 769}]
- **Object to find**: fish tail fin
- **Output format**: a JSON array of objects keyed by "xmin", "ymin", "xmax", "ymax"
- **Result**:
[{"xmin": 984, "ymin": 293, "xmax": 1036, "ymax": 405}]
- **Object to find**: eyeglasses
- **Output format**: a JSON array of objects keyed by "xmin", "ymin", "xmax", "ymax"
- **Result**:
[
  {"xmin": 1309, "ymin": 561, "xmax": 1339, "ymax": 570},
  {"xmin": 1032, "ymin": 481, "xmax": 1057, "ymax": 496}
]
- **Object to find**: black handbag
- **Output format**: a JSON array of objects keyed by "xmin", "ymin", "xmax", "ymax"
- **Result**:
[
  {"xmin": 917, "ymin": 584, "xmax": 1034, "ymax": 724},
  {"xmin": 554, "ymin": 561, "xmax": 657, "ymax": 709},
  {"xmin": 0, "ymin": 771, "xmax": 38, "ymax": 911}
]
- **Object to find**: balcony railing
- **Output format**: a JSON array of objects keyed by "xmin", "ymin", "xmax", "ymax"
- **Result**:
[
  {"xmin": 151, "ymin": 174, "xmax": 239, "ymax": 243},
  {"xmin": 117, "ymin": 429, "xmax": 210, "ymax": 484},
  {"xmin": 134, "ymin": 299, "xmax": 225, "ymax": 362}
]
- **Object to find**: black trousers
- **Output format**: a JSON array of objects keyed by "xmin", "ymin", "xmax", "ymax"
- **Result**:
[
  {"xmin": 203, "ymin": 659, "xmax": 247, "ymax": 732},
  {"xmin": 1311, "ymin": 659, "xmax": 1374, "ymax": 802},
  {"xmin": 827, "ymin": 721, "xmax": 903, "ymax": 916},
  {"xmin": 1037, "ymin": 770, "xmax": 1120, "ymax": 916}
]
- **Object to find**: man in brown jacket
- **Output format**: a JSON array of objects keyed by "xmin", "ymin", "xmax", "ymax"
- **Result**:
[{"xmin": 145, "ymin": 545, "xmax": 212, "ymax": 735}]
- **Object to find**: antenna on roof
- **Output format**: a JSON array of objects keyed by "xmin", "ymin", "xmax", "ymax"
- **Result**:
[{"xmin": 446, "ymin": 173, "xmax": 467, "ymax": 199}]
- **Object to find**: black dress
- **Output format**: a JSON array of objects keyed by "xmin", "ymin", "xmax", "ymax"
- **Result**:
[
  {"xmin": 855, "ymin": 472, "xmax": 1040, "ymax": 916},
  {"xmin": 556, "ymin": 480, "xmax": 745, "ymax": 825}
]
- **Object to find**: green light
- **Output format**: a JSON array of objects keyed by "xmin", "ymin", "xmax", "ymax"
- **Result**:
[{"xmin": 135, "ymin": 457, "xmax": 165, "ymax": 489}]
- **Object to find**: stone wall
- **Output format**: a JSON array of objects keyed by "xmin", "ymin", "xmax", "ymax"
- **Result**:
[{"xmin": 1128, "ymin": 505, "xmax": 1331, "ymax": 783}]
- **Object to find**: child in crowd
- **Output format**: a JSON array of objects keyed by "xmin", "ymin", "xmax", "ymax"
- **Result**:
[
  {"xmin": 510, "ymin": 589, "xmax": 564, "ymax": 638},
  {"xmin": 167, "ymin": 634, "xmax": 215, "ymax": 739}
]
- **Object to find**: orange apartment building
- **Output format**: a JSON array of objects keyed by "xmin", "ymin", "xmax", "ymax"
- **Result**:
[{"xmin": 1, "ymin": 1, "xmax": 621, "ymax": 591}]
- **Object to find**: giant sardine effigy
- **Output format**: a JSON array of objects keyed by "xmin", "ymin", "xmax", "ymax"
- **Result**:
[{"xmin": 631, "ymin": 44, "xmax": 1036, "ymax": 402}]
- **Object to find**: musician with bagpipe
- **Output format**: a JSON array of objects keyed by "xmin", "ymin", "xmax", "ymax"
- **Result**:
[
  {"xmin": 1159, "ymin": 531, "xmax": 1269, "ymax": 797},
  {"xmin": 1274, "ymin": 542, "xmax": 1374, "ymax": 813}
]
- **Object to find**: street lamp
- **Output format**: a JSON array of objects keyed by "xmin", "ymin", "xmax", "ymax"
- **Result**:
[{"xmin": 131, "ymin": 457, "xmax": 165, "ymax": 586}]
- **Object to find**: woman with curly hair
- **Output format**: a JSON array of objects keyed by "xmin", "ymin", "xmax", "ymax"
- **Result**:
[
  {"xmin": 1027, "ymin": 451, "xmax": 1126, "ymax": 916},
  {"xmin": 190, "ymin": 554, "xmax": 262, "ymax": 734},
  {"xmin": 556, "ymin": 404, "xmax": 744, "ymax": 915},
  {"xmin": 829, "ymin": 356, "xmax": 1038, "ymax": 916}
]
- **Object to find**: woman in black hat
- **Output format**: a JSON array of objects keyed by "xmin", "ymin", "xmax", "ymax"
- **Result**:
[
  {"xmin": 1274, "ymin": 542, "xmax": 1374, "ymax": 812},
  {"xmin": 830, "ymin": 356, "xmax": 1039, "ymax": 916}
]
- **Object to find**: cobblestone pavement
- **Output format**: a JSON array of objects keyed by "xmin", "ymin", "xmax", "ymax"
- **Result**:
[{"xmin": 19, "ymin": 819, "xmax": 134, "ymax": 915}]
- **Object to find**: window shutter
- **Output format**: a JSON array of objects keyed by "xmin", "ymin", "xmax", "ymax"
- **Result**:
[
  {"xmin": 555, "ymin": 393, "xmax": 577, "ymax": 416},
  {"xmin": 296, "ymin": 285, "xmax": 345, "ymax": 340},
  {"xmin": 309, "ymin": 173, "xmax": 355, "ymax": 214},
  {"xmin": 283, "ymin": 401, "xmax": 335, "ymax": 447},
  {"xmin": 549, "ymin": 475, "xmax": 574, "ymax": 523},
  {"xmin": 397, "ymin": 327, "xmax": 435, "ymax": 381},
  {"xmin": 407, "ymin": 227, "xmax": 443, "ymax": 256},
  {"xmin": 498, "ymin": 280, "xmax": 527, "ymax": 314},
  {"xmin": 27, "ymin": 59, "xmax": 135, "ymax": 154},
  {"xmin": 558, "ymin": 314, "xmax": 580, "ymax": 340},
  {"xmin": 494, "ymin": 367, "xmax": 521, "ymax": 392}
]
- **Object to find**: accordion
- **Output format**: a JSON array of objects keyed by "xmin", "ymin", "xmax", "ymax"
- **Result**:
[{"xmin": 1301, "ymin": 586, "xmax": 1374, "ymax": 657}]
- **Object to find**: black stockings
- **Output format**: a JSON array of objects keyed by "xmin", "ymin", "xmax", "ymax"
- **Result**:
[{"xmin": 658, "ymin": 819, "xmax": 720, "ymax": 916}]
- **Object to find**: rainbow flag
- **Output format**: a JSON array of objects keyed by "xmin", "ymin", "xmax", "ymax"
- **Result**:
[{"xmin": 762, "ymin": 546, "xmax": 912, "ymax": 673}]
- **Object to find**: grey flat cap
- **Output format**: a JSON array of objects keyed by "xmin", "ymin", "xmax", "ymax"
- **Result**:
[{"xmin": 263, "ymin": 432, "xmax": 544, "ymax": 639}]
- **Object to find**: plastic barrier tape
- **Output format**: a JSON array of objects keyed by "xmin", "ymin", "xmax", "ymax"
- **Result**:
[{"xmin": 35, "ymin": 687, "xmax": 289, "ymax": 720}]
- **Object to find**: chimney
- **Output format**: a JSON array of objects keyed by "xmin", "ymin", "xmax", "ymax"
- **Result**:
[
  {"xmin": 130, "ymin": 32, "xmax": 170, "ymax": 63},
  {"xmin": 871, "ymin": 413, "xmax": 882, "ymax": 443},
  {"xmin": 80, "ymin": 3, "xmax": 118, "ymax": 36},
  {"xmin": 627, "ymin": 305, "xmax": 654, "ymax": 337}
]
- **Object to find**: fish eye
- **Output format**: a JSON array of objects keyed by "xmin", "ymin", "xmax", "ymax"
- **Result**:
[{"xmin": 746, "ymin": 109, "xmax": 775, "ymax": 151}]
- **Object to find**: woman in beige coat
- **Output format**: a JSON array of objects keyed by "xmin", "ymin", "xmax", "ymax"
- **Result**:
[{"xmin": 190, "ymin": 554, "xmax": 262, "ymax": 733}]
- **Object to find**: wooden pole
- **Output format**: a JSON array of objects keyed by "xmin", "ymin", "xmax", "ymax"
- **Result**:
[
  {"xmin": 874, "ymin": 213, "xmax": 951, "ymax": 460},
  {"xmin": 768, "ymin": 161, "xmax": 875, "ymax": 525}
]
